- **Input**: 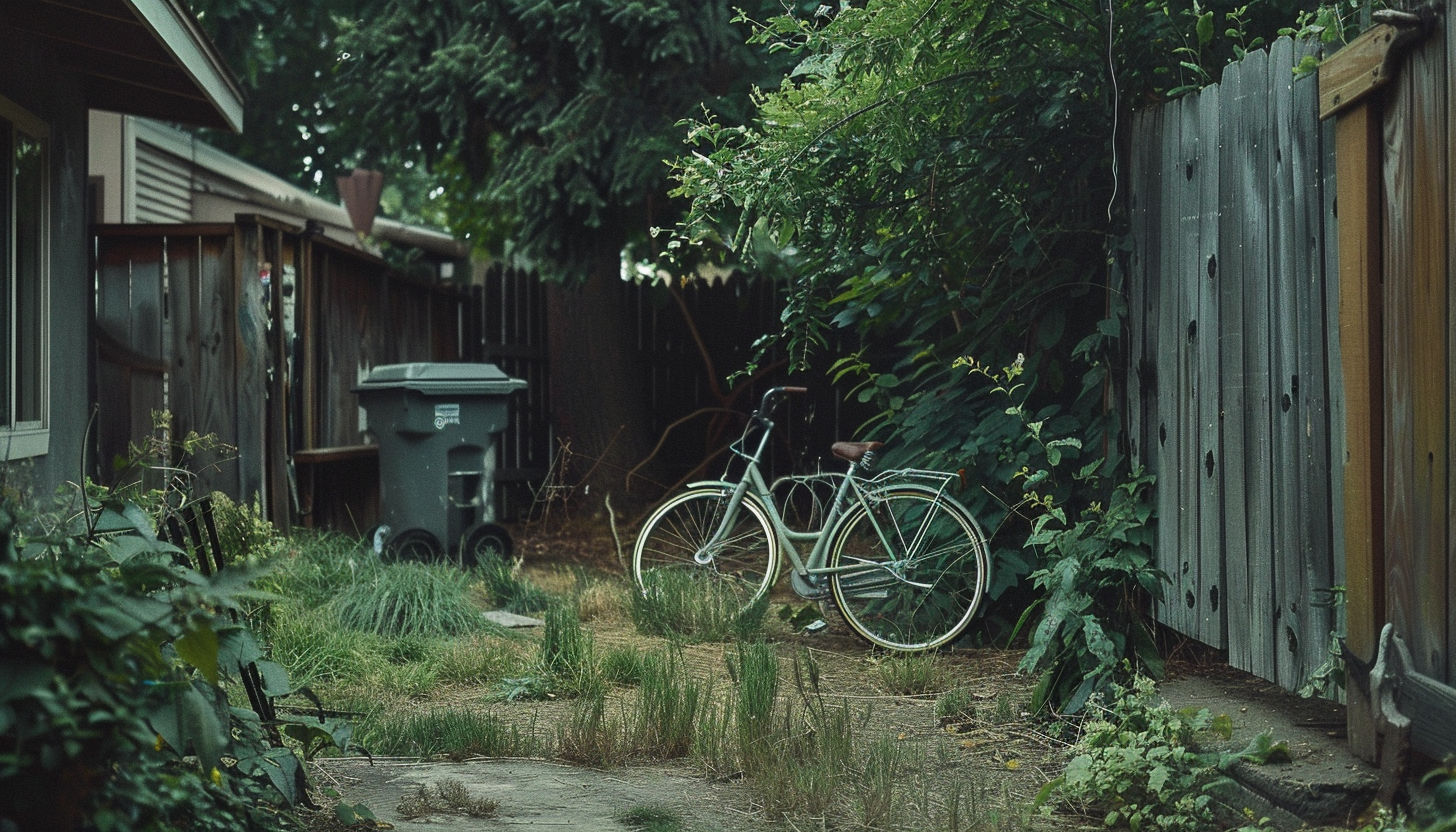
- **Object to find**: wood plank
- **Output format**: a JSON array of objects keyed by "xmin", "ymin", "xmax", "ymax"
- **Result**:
[
  {"xmin": 1219, "ymin": 53, "xmax": 1254, "ymax": 673},
  {"xmin": 1268, "ymin": 36, "xmax": 1307, "ymax": 690},
  {"xmin": 1195, "ymin": 83, "xmax": 1226, "ymax": 648},
  {"xmin": 234, "ymin": 222, "xmax": 268, "ymax": 509},
  {"xmin": 1447, "ymin": 0, "xmax": 1456, "ymax": 693},
  {"xmin": 1402, "ymin": 31, "xmax": 1448, "ymax": 683},
  {"xmin": 1126, "ymin": 108, "xmax": 1152, "ymax": 474},
  {"xmin": 1382, "ymin": 59, "xmax": 1418, "ymax": 691},
  {"xmin": 1155, "ymin": 100, "xmax": 1188, "ymax": 636},
  {"xmin": 1176, "ymin": 92, "xmax": 1207, "ymax": 643},
  {"xmin": 1319, "ymin": 24, "xmax": 1402, "ymax": 118},
  {"xmin": 1336, "ymin": 101, "xmax": 1386, "ymax": 761},
  {"xmin": 194, "ymin": 235, "xmax": 236, "ymax": 500},
  {"xmin": 165, "ymin": 236, "xmax": 199, "ymax": 458},
  {"xmin": 1321, "ymin": 69, "xmax": 1348, "ymax": 701},
  {"xmin": 1290, "ymin": 41, "xmax": 1340, "ymax": 698}
]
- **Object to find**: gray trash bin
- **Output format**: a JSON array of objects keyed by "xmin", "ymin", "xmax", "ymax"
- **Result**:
[{"xmin": 353, "ymin": 362, "xmax": 526, "ymax": 565}]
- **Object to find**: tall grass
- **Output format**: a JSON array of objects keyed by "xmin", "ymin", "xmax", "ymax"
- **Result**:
[
  {"xmin": 358, "ymin": 707, "xmax": 541, "ymax": 760},
  {"xmin": 474, "ymin": 553, "xmax": 550, "ymax": 613},
  {"xmin": 875, "ymin": 653, "xmax": 945, "ymax": 695},
  {"xmin": 538, "ymin": 604, "xmax": 604, "ymax": 698},
  {"xmin": 332, "ymin": 561, "xmax": 486, "ymax": 639},
  {"xmin": 629, "ymin": 569, "xmax": 769, "ymax": 642},
  {"xmin": 631, "ymin": 650, "xmax": 708, "ymax": 759}
]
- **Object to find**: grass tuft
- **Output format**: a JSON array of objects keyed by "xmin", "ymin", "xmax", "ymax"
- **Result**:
[
  {"xmin": 359, "ymin": 707, "xmax": 539, "ymax": 760},
  {"xmin": 629, "ymin": 569, "xmax": 769, "ymax": 642},
  {"xmin": 331, "ymin": 561, "xmax": 486, "ymax": 639},
  {"xmin": 474, "ymin": 553, "xmax": 550, "ymax": 613},
  {"xmin": 875, "ymin": 653, "xmax": 944, "ymax": 695},
  {"xmin": 396, "ymin": 779, "xmax": 498, "ymax": 819},
  {"xmin": 617, "ymin": 803, "xmax": 685, "ymax": 832}
]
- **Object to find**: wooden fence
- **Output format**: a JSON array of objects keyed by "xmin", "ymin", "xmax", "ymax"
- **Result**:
[
  {"xmin": 465, "ymin": 267, "xmax": 861, "ymax": 518},
  {"xmin": 1125, "ymin": 37, "xmax": 1343, "ymax": 694},
  {"xmin": 93, "ymin": 219, "xmax": 464, "ymax": 531}
]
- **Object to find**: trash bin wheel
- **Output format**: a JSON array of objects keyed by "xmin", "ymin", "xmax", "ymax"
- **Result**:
[
  {"xmin": 460, "ymin": 522, "xmax": 513, "ymax": 568},
  {"xmin": 385, "ymin": 528, "xmax": 442, "ymax": 563}
]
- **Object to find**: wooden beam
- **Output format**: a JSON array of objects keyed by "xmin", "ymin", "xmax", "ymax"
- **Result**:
[
  {"xmin": 1334, "ymin": 102, "xmax": 1385, "ymax": 761},
  {"xmin": 1321, "ymin": 24, "xmax": 1401, "ymax": 119}
]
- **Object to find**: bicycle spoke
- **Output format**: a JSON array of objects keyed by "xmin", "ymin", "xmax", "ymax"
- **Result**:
[{"xmin": 632, "ymin": 487, "xmax": 778, "ymax": 609}]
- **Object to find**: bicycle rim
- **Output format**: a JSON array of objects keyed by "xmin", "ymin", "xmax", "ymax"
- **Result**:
[
  {"xmin": 632, "ymin": 487, "xmax": 778, "ymax": 608},
  {"xmin": 829, "ymin": 486, "xmax": 987, "ymax": 651}
]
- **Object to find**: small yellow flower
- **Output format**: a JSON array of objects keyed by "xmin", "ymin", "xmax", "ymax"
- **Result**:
[
  {"xmin": 210, "ymin": 767, "xmax": 222, "ymax": 786},
  {"xmin": 1004, "ymin": 759, "xmax": 1021, "ymax": 771},
  {"xmin": 154, "ymin": 734, "xmax": 164, "ymax": 752}
]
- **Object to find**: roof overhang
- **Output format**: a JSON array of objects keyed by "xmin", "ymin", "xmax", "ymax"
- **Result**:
[{"xmin": 4, "ymin": 0, "xmax": 244, "ymax": 131}]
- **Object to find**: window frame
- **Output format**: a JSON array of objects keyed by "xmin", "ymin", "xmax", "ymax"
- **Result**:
[{"xmin": 0, "ymin": 93, "xmax": 50, "ymax": 461}]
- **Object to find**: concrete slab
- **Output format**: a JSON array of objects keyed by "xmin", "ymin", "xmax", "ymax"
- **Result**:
[
  {"xmin": 1161, "ymin": 666, "xmax": 1379, "ymax": 829},
  {"xmin": 314, "ymin": 757, "xmax": 757, "ymax": 831}
]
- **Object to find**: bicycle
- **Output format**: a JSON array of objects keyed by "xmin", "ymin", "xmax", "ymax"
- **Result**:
[{"xmin": 632, "ymin": 386, "xmax": 990, "ymax": 652}]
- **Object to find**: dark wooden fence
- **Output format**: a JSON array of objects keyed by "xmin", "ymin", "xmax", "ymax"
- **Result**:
[
  {"xmin": 1125, "ymin": 37, "xmax": 1343, "ymax": 694},
  {"xmin": 464, "ymin": 267, "xmax": 861, "ymax": 518},
  {"xmin": 93, "ymin": 219, "xmax": 464, "ymax": 531}
]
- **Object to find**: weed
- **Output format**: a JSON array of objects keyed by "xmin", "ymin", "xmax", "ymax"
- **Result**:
[
  {"xmin": 601, "ymin": 644, "xmax": 646, "ymax": 686},
  {"xmin": 396, "ymin": 779, "xmax": 498, "ymax": 819},
  {"xmin": 936, "ymin": 685, "xmax": 977, "ymax": 722},
  {"xmin": 875, "ymin": 653, "xmax": 944, "ymax": 695},
  {"xmin": 539, "ymin": 604, "xmax": 604, "ymax": 698},
  {"xmin": 632, "ymin": 649, "xmax": 708, "ymax": 759},
  {"xmin": 728, "ymin": 642, "xmax": 779, "ymax": 773},
  {"xmin": 429, "ymin": 633, "xmax": 531, "ymax": 685},
  {"xmin": 557, "ymin": 692, "xmax": 628, "ymax": 767},
  {"xmin": 630, "ymin": 568, "xmax": 769, "ymax": 642},
  {"xmin": 1038, "ymin": 675, "xmax": 1220, "ymax": 831},
  {"xmin": 359, "ymin": 707, "xmax": 538, "ymax": 760},
  {"xmin": 475, "ymin": 552, "xmax": 550, "ymax": 613},
  {"xmin": 618, "ymin": 803, "xmax": 685, "ymax": 832},
  {"xmin": 332, "ymin": 562, "xmax": 486, "ymax": 639}
]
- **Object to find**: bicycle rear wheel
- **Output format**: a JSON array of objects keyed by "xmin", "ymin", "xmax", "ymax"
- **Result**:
[
  {"xmin": 632, "ymin": 487, "xmax": 779, "ymax": 608},
  {"xmin": 828, "ymin": 485, "xmax": 987, "ymax": 651}
]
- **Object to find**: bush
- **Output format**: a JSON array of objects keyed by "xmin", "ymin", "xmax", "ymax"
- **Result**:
[{"xmin": 0, "ymin": 493, "xmax": 315, "ymax": 831}]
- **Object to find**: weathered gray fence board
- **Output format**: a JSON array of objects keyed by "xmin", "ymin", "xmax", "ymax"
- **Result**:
[
  {"xmin": 1268, "ymin": 36, "xmax": 1305, "ymax": 689},
  {"xmin": 1132, "ymin": 37, "xmax": 1338, "ymax": 694},
  {"xmin": 1216, "ymin": 53, "xmax": 1254, "ymax": 674},
  {"xmin": 1290, "ymin": 46, "xmax": 1337, "ymax": 691},
  {"xmin": 1156, "ymin": 99, "xmax": 1188, "ymax": 636},
  {"xmin": 1195, "ymin": 84, "xmax": 1225, "ymax": 648}
]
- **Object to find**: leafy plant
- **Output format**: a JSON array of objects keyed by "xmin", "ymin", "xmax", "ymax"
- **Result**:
[
  {"xmin": 1038, "ymin": 676, "xmax": 1225, "ymax": 832},
  {"xmin": 960, "ymin": 355, "xmax": 1165, "ymax": 714},
  {"xmin": 0, "ymin": 490, "xmax": 320, "ymax": 830}
]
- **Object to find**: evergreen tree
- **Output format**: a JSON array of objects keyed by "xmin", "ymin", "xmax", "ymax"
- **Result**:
[{"xmin": 334, "ymin": 0, "xmax": 799, "ymax": 506}]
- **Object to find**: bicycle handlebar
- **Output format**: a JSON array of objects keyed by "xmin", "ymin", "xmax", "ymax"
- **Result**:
[{"xmin": 758, "ymin": 386, "xmax": 808, "ymax": 414}]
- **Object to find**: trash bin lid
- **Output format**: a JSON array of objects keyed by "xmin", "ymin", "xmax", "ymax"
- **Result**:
[{"xmin": 351, "ymin": 362, "xmax": 527, "ymax": 395}]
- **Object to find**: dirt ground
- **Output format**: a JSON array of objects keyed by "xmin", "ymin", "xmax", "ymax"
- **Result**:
[{"xmin": 302, "ymin": 520, "xmax": 1377, "ymax": 831}]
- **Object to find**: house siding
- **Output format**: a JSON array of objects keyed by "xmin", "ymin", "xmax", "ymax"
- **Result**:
[{"xmin": 0, "ymin": 27, "xmax": 92, "ymax": 501}]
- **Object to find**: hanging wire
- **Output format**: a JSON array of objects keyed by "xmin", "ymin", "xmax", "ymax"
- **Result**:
[{"xmin": 1106, "ymin": 0, "xmax": 1121, "ymax": 224}]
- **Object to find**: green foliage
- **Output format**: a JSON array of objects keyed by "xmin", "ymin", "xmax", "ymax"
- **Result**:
[
  {"xmin": 538, "ymin": 604, "xmax": 605, "ymax": 699},
  {"xmin": 335, "ymin": 0, "xmax": 798, "ymax": 272},
  {"xmin": 475, "ymin": 551, "xmax": 550, "ymax": 614},
  {"xmin": 618, "ymin": 803, "xmax": 686, "ymax": 832},
  {"xmin": 958, "ymin": 355, "xmax": 1164, "ymax": 714},
  {"xmin": 873, "ymin": 653, "xmax": 944, "ymax": 696},
  {"xmin": 1039, "ymin": 676, "xmax": 1222, "ymax": 831},
  {"xmin": 0, "ymin": 491, "xmax": 319, "ymax": 830}
]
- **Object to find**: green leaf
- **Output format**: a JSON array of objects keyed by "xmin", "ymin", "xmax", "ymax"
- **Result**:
[
  {"xmin": 1235, "ymin": 729, "xmax": 1292, "ymax": 764},
  {"xmin": 175, "ymin": 622, "xmax": 220, "ymax": 685},
  {"xmin": 253, "ymin": 659, "xmax": 292, "ymax": 698},
  {"xmin": 0, "ymin": 658, "xmax": 53, "ymax": 702},
  {"xmin": 1196, "ymin": 11, "xmax": 1215, "ymax": 46}
]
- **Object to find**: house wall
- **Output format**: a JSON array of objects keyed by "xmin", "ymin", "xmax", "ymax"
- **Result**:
[{"xmin": 0, "ymin": 29, "xmax": 93, "ymax": 501}]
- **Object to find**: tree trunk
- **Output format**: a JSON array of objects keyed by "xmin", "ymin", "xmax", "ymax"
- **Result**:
[{"xmin": 544, "ymin": 257, "xmax": 663, "ymax": 515}]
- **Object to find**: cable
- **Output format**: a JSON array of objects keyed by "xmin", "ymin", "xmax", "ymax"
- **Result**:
[{"xmin": 1106, "ymin": 0, "xmax": 1120, "ymax": 224}]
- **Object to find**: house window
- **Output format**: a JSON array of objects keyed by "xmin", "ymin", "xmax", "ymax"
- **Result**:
[{"xmin": 1, "ymin": 95, "xmax": 48, "ymax": 461}]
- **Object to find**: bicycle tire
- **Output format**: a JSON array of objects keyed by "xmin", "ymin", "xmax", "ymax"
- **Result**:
[
  {"xmin": 632, "ymin": 487, "xmax": 779, "ymax": 608},
  {"xmin": 828, "ymin": 485, "xmax": 988, "ymax": 651}
]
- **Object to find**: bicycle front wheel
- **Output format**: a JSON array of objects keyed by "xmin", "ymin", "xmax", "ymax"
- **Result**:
[
  {"xmin": 829, "ymin": 486, "xmax": 988, "ymax": 651},
  {"xmin": 632, "ymin": 487, "xmax": 779, "ymax": 608}
]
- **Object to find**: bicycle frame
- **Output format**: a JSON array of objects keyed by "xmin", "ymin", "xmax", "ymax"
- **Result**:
[{"xmin": 690, "ymin": 391, "xmax": 911, "ymax": 585}]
